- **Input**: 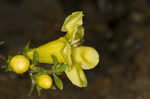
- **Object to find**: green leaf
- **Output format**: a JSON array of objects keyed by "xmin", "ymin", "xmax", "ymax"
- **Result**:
[
  {"xmin": 28, "ymin": 72, "xmax": 36, "ymax": 96},
  {"xmin": 1, "ymin": 56, "xmax": 13, "ymax": 72},
  {"xmin": 51, "ymin": 55, "xmax": 60, "ymax": 72},
  {"xmin": 53, "ymin": 74, "xmax": 63, "ymax": 90},
  {"xmin": 52, "ymin": 63, "xmax": 67, "ymax": 74},
  {"xmin": 31, "ymin": 66, "xmax": 44, "ymax": 73},
  {"xmin": 33, "ymin": 51, "xmax": 39, "ymax": 65},
  {"xmin": 56, "ymin": 64, "xmax": 67, "ymax": 73},
  {"xmin": 7, "ymin": 56, "xmax": 12, "ymax": 64},
  {"xmin": 52, "ymin": 65, "xmax": 57, "ymax": 72},
  {"xmin": 24, "ymin": 41, "xmax": 30, "ymax": 51},
  {"xmin": 20, "ymin": 41, "xmax": 30, "ymax": 56},
  {"xmin": 51, "ymin": 85, "xmax": 56, "ymax": 90},
  {"xmin": 36, "ymin": 86, "xmax": 41, "ymax": 96},
  {"xmin": 47, "ymin": 69, "xmax": 54, "ymax": 75},
  {"xmin": 51, "ymin": 55, "xmax": 58, "ymax": 65},
  {"xmin": 5, "ymin": 66, "xmax": 12, "ymax": 72}
]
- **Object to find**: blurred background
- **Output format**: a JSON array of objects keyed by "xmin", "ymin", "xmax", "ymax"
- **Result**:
[{"xmin": 0, "ymin": 0, "xmax": 149, "ymax": 99}]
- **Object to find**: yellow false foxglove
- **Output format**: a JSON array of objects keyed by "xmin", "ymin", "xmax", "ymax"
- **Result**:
[{"xmin": 25, "ymin": 11, "xmax": 99, "ymax": 88}]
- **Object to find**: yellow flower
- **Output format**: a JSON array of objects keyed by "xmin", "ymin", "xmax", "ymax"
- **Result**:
[{"xmin": 26, "ymin": 11, "xmax": 100, "ymax": 88}]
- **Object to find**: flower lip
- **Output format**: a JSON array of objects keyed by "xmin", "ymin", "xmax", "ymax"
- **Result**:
[{"xmin": 72, "ymin": 46, "xmax": 99, "ymax": 70}]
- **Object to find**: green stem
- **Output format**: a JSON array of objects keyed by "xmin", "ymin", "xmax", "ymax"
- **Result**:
[
  {"xmin": 36, "ymin": 86, "xmax": 41, "ymax": 96},
  {"xmin": 28, "ymin": 73, "xmax": 35, "ymax": 96}
]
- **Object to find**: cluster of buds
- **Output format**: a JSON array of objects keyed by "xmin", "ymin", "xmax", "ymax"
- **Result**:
[{"xmin": 3, "ymin": 11, "xmax": 100, "ymax": 95}]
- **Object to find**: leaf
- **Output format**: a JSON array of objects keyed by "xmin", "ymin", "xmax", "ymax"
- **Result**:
[
  {"xmin": 28, "ymin": 73, "xmax": 36, "ymax": 96},
  {"xmin": 51, "ymin": 85, "xmax": 56, "ymax": 90},
  {"xmin": 36, "ymin": 86, "xmax": 41, "ymax": 96},
  {"xmin": 5, "ymin": 66, "xmax": 12, "ymax": 72},
  {"xmin": 31, "ymin": 66, "xmax": 44, "ymax": 73},
  {"xmin": 21, "ymin": 41, "xmax": 30, "ymax": 56},
  {"xmin": 7, "ymin": 56, "xmax": 12, "ymax": 64},
  {"xmin": 51, "ymin": 55, "xmax": 58, "ymax": 65},
  {"xmin": 53, "ymin": 74, "xmax": 63, "ymax": 90},
  {"xmin": 52, "ymin": 63, "xmax": 67, "ymax": 74},
  {"xmin": 33, "ymin": 51, "xmax": 39, "ymax": 65},
  {"xmin": 2, "ymin": 56, "xmax": 13, "ymax": 72},
  {"xmin": 47, "ymin": 69, "xmax": 54, "ymax": 75},
  {"xmin": 51, "ymin": 55, "xmax": 60, "ymax": 72},
  {"xmin": 56, "ymin": 64, "xmax": 67, "ymax": 73},
  {"xmin": 24, "ymin": 41, "xmax": 30, "ymax": 51}
]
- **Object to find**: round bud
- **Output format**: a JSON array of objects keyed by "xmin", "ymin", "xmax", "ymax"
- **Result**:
[
  {"xmin": 10, "ymin": 55, "xmax": 30, "ymax": 74},
  {"xmin": 37, "ymin": 74, "xmax": 53, "ymax": 89}
]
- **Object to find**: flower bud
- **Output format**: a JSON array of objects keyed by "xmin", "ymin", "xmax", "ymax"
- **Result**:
[
  {"xmin": 37, "ymin": 74, "xmax": 53, "ymax": 89},
  {"xmin": 10, "ymin": 55, "xmax": 30, "ymax": 74}
]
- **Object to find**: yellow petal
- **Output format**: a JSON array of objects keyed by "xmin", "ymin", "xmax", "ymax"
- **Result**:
[
  {"xmin": 65, "ymin": 63, "xmax": 87, "ymax": 87},
  {"xmin": 27, "ymin": 37, "xmax": 72, "ymax": 65},
  {"xmin": 61, "ymin": 11, "xmax": 84, "ymax": 44},
  {"xmin": 72, "ymin": 46, "xmax": 99, "ymax": 70},
  {"xmin": 61, "ymin": 11, "xmax": 83, "ymax": 32}
]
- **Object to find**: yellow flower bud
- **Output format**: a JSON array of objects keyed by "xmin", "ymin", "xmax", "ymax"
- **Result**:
[
  {"xmin": 65, "ymin": 63, "xmax": 87, "ymax": 87},
  {"xmin": 72, "ymin": 46, "xmax": 99, "ymax": 70},
  {"xmin": 37, "ymin": 74, "xmax": 53, "ymax": 89},
  {"xmin": 27, "ymin": 37, "xmax": 72, "ymax": 66},
  {"xmin": 10, "ymin": 55, "xmax": 30, "ymax": 74}
]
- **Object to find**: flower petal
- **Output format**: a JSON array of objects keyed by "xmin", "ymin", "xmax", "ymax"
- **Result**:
[
  {"xmin": 72, "ymin": 46, "xmax": 99, "ymax": 70},
  {"xmin": 65, "ymin": 63, "xmax": 87, "ymax": 87},
  {"xmin": 61, "ymin": 11, "xmax": 83, "ymax": 33},
  {"xmin": 61, "ymin": 11, "xmax": 84, "ymax": 44}
]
